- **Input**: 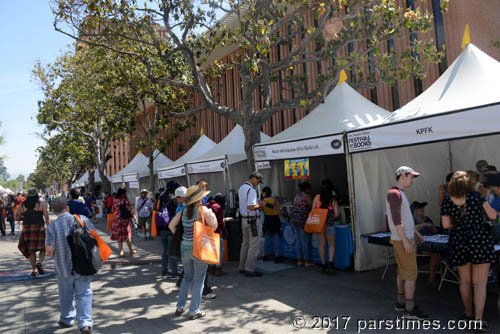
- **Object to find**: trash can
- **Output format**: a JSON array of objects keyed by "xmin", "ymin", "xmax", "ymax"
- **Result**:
[{"xmin": 226, "ymin": 218, "xmax": 242, "ymax": 261}]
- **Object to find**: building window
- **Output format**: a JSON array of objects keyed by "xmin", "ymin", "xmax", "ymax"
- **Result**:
[{"xmin": 432, "ymin": 0, "xmax": 448, "ymax": 75}]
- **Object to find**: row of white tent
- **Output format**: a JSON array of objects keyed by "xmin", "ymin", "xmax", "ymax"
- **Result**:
[
  {"xmin": 0, "ymin": 184, "xmax": 15, "ymax": 195},
  {"xmin": 74, "ymin": 44, "xmax": 500, "ymax": 271}
]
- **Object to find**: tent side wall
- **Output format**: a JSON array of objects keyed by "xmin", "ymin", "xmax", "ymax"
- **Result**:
[
  {"xmin": 352, "ymin": 142, "xmax": 451, "ymax": 271},
  {"xmin": 449, "ymin": 133, "xmax": 500, "ymax": 172}
]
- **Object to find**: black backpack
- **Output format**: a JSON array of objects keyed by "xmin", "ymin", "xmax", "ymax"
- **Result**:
[{"xmin": 66, "ymin": 215, "xmax": 102, "ymax": 276}]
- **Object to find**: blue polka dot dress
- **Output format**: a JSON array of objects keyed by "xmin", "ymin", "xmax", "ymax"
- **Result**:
[{"xmin": 440, "ymin": 191, "xmax": 495, "ymax": 266}]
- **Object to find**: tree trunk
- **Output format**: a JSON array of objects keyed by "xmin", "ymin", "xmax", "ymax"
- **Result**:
[
  {"xmin": 147, "ymin": 136, "xmax": 155, "ymax": 193},
  {"xmin": 97, "ymin": 167, "xmax": 111, "ymax": 194},
  {"xmin": 242, "ymin": 120, "xmax": 262, "ymax": 173},
  {"xmin": 88, "ymin": 169, "xmax": 95, "ymax": 195}
]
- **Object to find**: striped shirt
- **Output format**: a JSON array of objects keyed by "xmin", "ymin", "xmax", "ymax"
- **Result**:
[
  {"xmin": 180, "ymin": 208, "xmax": 196, "ymax": 251},
  {"xmin": 45, "ymin": 212, "xmax": 95, "ymax": 278}
]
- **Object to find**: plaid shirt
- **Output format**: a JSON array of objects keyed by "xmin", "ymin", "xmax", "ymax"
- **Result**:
[{"xmin": 46, "ymin": 212, "xmax": 95, "ymax": 278}]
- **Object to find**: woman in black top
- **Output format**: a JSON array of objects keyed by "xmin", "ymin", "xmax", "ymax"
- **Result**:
[
  {"xmin": 441, "ymin": 171, "xmax": 496, "ymax": 328},
  {"xmin": 15, "ymin": 189, "xmax": 50, "ymax": 277}
]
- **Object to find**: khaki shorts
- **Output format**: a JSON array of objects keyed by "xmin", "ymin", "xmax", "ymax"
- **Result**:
[
  {"xmin": 390, "ymin": 239, "xmax": 417, "ymax": 281},
  {"xmin": 138, "ymin": 215, "xmax": 152, "ymax": 229}
]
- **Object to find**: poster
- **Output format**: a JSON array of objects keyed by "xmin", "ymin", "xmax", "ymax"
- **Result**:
[
  {"xmin": 284, "ymin": 158, "xmax": 310, "ymax": 179},
  {"xmin": 128, "ymin": 181, "xmax": 140, "ymax": 189}
]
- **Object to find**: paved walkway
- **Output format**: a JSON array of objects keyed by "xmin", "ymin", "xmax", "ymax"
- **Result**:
[{"xmin": 0, "ymin": 216, "xmax": 499, "ymax": 333}]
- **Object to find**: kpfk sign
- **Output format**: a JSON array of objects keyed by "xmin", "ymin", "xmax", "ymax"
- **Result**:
[
  {"xmin": 347, "ymin": 104, "xmax": 500, "ymax": 153},
  {"xmin": 158, "ymin": 165, "xmax": 186, "ymax": 179},
  {"xmin": 254, "ymin": 134, "xmax": 344, "ymax": 161}
]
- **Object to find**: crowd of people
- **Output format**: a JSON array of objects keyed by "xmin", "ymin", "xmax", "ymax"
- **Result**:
[
  {"xmin": 3, "ymin": 159, "xmax": 500, "ymax": 333},
  {"xmin": 386, "ymin": 160, "xmax": 500, "ymax": 332}
]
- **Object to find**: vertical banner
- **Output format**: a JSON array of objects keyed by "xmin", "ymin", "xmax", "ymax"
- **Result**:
[{"xmin": 284, "ymin": 158, "xmax": 310, "ymax": 179}]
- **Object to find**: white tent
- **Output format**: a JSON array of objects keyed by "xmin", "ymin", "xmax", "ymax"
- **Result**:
[
  {"xmin": 138, "ymin": 149, "xmax": 173, "ymax": 191},
  {"xmin": 253, "ymin": 83, "xmax": 390, "ymax": 202},
  {"xmin": 157, "ymin": 135, "xmax": 216, "ymax": 184},
  {"xmin": 346, "ymin": 44, "xmax": 500, "ymax": 271},
  {"xmin": 72, "ymin": 171, "xmax": 110, "ymax": 188},
  {"xmin": 5, "ymin": 188, "xmax": 14, "ymax": 194},
  {"xmin": 0, "ymin": 184, "xmax": 5, "ymax": 193},
  {"xmin": 185, "ymin": 125, "xmax": 270, "ymax": 196}
]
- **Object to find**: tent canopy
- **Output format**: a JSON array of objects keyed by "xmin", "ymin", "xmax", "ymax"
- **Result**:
[
  {"xmin": 189, "ymin": 125, "xmax": 270, "ymax": 167},
  {"xmin": 111, "ymin": 153, "xmax": 148, "ymax": 183},
  {"xmin": 137, "ymin": 149, "xmax": 173, "ymax": 178},
  {"xmin": 347, "ymin": 44, "xmax": 500, "ymax": 154},
  {"xmin": 254, "ymin": 83, "xmax": 390, "ymax": 160},
  {"xmin": 73, "ymin": 171, "xmax": 109, "ymax": 187}
]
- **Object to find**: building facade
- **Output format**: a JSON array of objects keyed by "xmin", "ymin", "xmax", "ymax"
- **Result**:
[{"xmin": 106, "ymin": 0, "xmax": 500, "ymax": 175}]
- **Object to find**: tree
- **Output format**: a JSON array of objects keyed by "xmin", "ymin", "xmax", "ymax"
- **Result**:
[
  {"xmin": 54, "ymin": 0, "xmax": 448, "ymax": 171},
  {"xmin": 0, "ymin": 160, "xmax": 9, "ymax": 183},
  {"xmin": 34, "ymin": 45, "xmax": 139, "ymax": 193},
  {"xmin": 26, "ymin": 161, "xmax": 54, "ymax": 191}
]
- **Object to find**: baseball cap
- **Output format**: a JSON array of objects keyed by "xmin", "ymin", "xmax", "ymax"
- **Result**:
[
  {"xmin": 486, "ymin": 165, "xmax": 498, "ymax": 172},
  {"xmin": 249, "ymin": 171, "xmax": 264, "ymax": 183},
  {"xmin": 175, "ymin": 186, "xmax": 187, "ymax": 198},
  {"xmin": 484, "ymin": 174, "xmax": 500, "ymax": 187},
  {"xmin": 395, "ymin": 166, "xmax": 420, "ymax": 177},
  {"xmin": 140, "ymin": 188, "xmax": 148, "ymax": 193},
  {"xmin": 410, "ymin": 201, "xmax": 427, "ymax": 213}
]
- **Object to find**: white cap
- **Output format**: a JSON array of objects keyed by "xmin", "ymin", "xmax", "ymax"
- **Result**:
[
  {"xmin": 174, "ymin": 186, "xmax": 188, "ymax": 198},
  {"xmin": 395, "ymin": 166, "xmax": 420, "ymax": 177}
]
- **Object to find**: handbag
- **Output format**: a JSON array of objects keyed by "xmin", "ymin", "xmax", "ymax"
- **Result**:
[
  {"xmin": 304, "ymin": 200, "xmax": 327, "ymax": 234},
  {"xmin": 168, "ymin": 211, "xmax": 183, "ymax": 260},
  {"xmin": 192, "ymin": 207, "xmax": 220, "ymax": 264},
  {"xmin": 73, "ymin": 214, "xmax": 112, "ymax": 262},
  {"xmin": 151, "ymin": 200, "xmax": 160, "ymax": 237},
  {"xmin": 106, "ymin": 213, "xmax": 115, "ymax": 231}
]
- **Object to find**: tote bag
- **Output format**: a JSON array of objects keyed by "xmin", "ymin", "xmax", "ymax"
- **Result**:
[
  {"xmin": 151, "ymin": 200, "xmax": 160, "ymax": 237},
  {"xmin": 192, "ymin": 208, "xmax": 220, "ymax": 264},
  {"xmin": 74, "ymin": 214, "xmax": 112, "ymax": 262},
  {"xmin": 304, "ymin": 201, "xmax": 327, "ymax": 234},
  {"xmin": 106, "ymin": 213, "xmax": 115, "ymax": 231}
]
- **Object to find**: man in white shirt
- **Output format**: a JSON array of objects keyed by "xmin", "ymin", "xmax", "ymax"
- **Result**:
[
  {"xmin": 386, "ymin": 166, "xmax": 427, "ymax": 320},
  {"xmin": 238, "ymin": 172, "xmax": 265, "ymax": 277},
  {"xmin": 135, "ymin": 189, "xmax": 154, "ymax": 240}
]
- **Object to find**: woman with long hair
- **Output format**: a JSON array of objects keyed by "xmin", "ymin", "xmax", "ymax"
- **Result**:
[
  {"xmin": 441, "ymin": 171, "xmax": 497, "ymax": 330},
  {"xmin": 15, "ymin": 188, "xmax": 50, "ymax": 276},
  {"xmin": 169, "ymin": 185, "xmax": 218, "ymax": 319},
  {"xmin": 312, "ymin": 179, "xmax": 339, "ymax": 275},
  {"xmin": 111, "ymin": 188, "xmax": 135, "ymax": 257}
]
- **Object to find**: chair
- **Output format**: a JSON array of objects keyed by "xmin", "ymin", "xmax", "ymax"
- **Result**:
[{"xmin": 438, "ymin": 258, "xmax": 460, "ymax": 290}]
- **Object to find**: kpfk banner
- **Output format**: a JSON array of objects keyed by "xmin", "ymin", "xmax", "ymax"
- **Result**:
[
  {"xmin": 347, "ymin": 104, "xmax": 500, "ymax": 153},
  {"xmin": 158, "ymin": 165, "xmax": 186, "ymax": 179},
  {"xmin": 253, "ymin": 134, "xmax": 344, "ymax": 161},
  {"xmin": 187, "ymin": 158, "xmax": 226, "ymax": 174}
]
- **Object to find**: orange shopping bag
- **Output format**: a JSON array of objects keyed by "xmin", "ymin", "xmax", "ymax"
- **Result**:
[
  {"xmin": 74, "ymin": 215, "xmax": 112, "ymax": 262},
  {"xmin": 151, "ymin": 200, "xmax": 160, "ymax": 237},
  {"xmin": 106, "ymin": 213, "xmax": 115, "ymax": 231},
  {"xmin": 304, "ymin": 201, "xmax": 327, "ymax": 234},
  {"xmin": 192, "ymin": 208, "xmax": 220, "ymax": 264}
]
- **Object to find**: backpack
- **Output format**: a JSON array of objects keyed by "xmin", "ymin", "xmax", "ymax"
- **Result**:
[
  {"xmin": 119, "ymin": 199, "xmax": 132, "ymax": 219},
  {"xmin": 66, "ymin": 215, "xmax": 102, "ymax": 276},
  {"xmin": 156, "ymin": 205, "xmax": 170, "ymax": 228}
]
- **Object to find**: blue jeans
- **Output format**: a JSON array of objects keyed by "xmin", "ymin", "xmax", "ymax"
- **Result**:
[
  {"xmin": 177, "ymin": 250, "xmax": 208, "ymax": 315},
  {"xmin": 7, "ymin": 218, "xmax": 14, "ymax": 234},
  {"xmin": 159, "ymin": 229, "xmax": 178, "ymax": 274},
  {"xmin": 217, "ymin": 236, "xmax": 224, "ymax": 267},
  {"xmin": 57, "ymin": 274, "xmax": 93, "ymax": 329},
  {"xmin": 264, "ymin": 232, "xmax": 280, "ymax": 256},
  {"xmin": 292, "ymin": 225, "xmax": 310, "ymax": 261}
]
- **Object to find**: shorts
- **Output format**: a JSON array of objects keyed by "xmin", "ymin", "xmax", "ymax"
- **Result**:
[
  {"xmin": 138, "ymin": 215, "xmax": 152, "ymax": 229},
  {"xmin": 326, "ymin": 225, "xmax": 336, "ymax": 235},
  {"xmin": 390, "ymin": 239, "xmax": 417, "ymax": 281}
]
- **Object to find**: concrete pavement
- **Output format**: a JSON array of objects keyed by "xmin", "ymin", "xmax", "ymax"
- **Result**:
[{"xmin": 0, "ymin": 216, "xmax": 499, "ymax": 334}]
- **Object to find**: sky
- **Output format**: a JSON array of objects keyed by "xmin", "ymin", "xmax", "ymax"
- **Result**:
[{"xmin": 0, "ymin": 1, "xmax": 73, "ymax": 179}]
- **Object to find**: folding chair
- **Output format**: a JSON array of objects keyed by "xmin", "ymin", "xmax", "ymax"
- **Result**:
[{"xmin": 438, "ymin": 258, "xmax": 460, "ymax": 290}]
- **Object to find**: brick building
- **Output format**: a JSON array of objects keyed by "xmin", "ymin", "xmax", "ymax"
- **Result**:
[{"xmin": 106, "ymin": 0, "xmax": 500, "ymax": 176}]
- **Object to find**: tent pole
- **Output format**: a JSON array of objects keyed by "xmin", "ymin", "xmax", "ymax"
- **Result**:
[
  {"xmin": 344, "ymin": 132, "xmax": 358, "ymax": 268},
  {"xmin": 447, "ymin": 141, "xmax": 453, "ymax": 172},
  {"xmin": 185, "ymin": 164, "xmax": 192, "ymax": 187}
]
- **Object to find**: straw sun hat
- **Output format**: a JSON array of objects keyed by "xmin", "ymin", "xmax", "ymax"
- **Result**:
[{"xmin": 185, "ymin": 185, "xmax": 210, "ymax": 205}]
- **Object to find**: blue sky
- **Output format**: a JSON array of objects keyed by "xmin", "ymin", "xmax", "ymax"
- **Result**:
[{"xmin": 0, "ymin": 1, "xmax": 73, "ymax": 178}]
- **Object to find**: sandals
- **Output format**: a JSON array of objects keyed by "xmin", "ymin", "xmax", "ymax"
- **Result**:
[
  {"xmin": 119, "ymin": 251, "xmax": 125, "ymax": 258},
  {"xmin": 174, "ymin": 308, "xmax": 184, "ymax": 317},
  {"xmin": 188, "ymin": 311, "xmax": 205, "ymax": 320},
  {"xmin": 129, "ymin": 249, "xmax": 137, "ymax": 256}
]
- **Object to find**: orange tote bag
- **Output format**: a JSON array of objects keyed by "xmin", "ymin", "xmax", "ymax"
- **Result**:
[
  {"xmin": 192, "ymin": 208, "xmax": 220, "ymax": 264},
  {"xmin": 151, "ymin": 200, "xmax": 160, "ymax": 237},
  {"xmin": 74, "ymin": 215, "xmax": 112, "ymax": 262},
  {"xmin": 304, "ymin": 201, "xmax": 327, "ymax": 234},
  {"xmin": 106, "ymin": 213, "xmax": 115, "ymax": 231}
]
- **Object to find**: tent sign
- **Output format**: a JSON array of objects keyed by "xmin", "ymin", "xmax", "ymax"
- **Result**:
[
  {"xmin": 158, "ymin": 166, "xmax": 186, "ymax": 179},
  {"xmin": 254, "ymin": 134, "xmax": 344, "ymax": 161},
  {"xmin": 123, "ymin": 174, "xmax": 138, "ymax": 183},
  {"xmin": 285, "ymin": 158, "xmax": 310, "ymax": 179},
  {"xmin": 347, "ymin": 104, "xmax": 500, "ymax": 153},
  {"xmin": 188, "ymin": 159, "xmax": 226, "ymax": 174},
  {"xmin": 128, "ymin": 181, "xmax": 139, "ymax": 189},
  {"xmin": 111, "ymin": 175, "xmax": 122, "ymax": 184},
  {"xmin": 255, "ymin": 161, "xmax": 271, "ymax": 170}
]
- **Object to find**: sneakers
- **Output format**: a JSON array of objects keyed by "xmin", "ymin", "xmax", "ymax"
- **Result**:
[
  {"xmin": 203, "ymin": 292, "xmax": 216, "ymax": 299},
  {"xmin": 394, "ymin": 302, "xmax": 405, "ymax": 312},
  {"xmin": 404, "ymin": 306, "xmax": 430, "ymax": 320},
  {"xmin": 188, "ymin": 311, "xmax": 205, "ymax": 320},
  {"xmin": 80, "ymin": 326, "xmax": 92, "ymax": 334},
  {"xmin": 57, "ymin": 321, "xmax": 73, "ymax": 328}
]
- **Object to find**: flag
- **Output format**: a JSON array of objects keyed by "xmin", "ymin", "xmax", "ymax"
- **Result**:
[
  {"xmin": 338, "ymin": 70, "xmax": 348, "ymax": 85},
  {"xmin": 200, "ymin": 127, "xmax": 204, "ymax": 137},
  {"xmin": 461, "ymin": 24, "xmax": 470, "ymax": 50}
]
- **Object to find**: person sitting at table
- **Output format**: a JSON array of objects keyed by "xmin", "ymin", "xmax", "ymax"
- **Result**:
[
  {"xmin": 441, "ymin": 171, "xmax": 497, "ymax": 330},
  {"xmin": 410, "ymin": 201, "xmax": 441, "ymax": 287},
  {"xmin": 312, "ymin": 179, "xmax": 339, "ymax": 275}
]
